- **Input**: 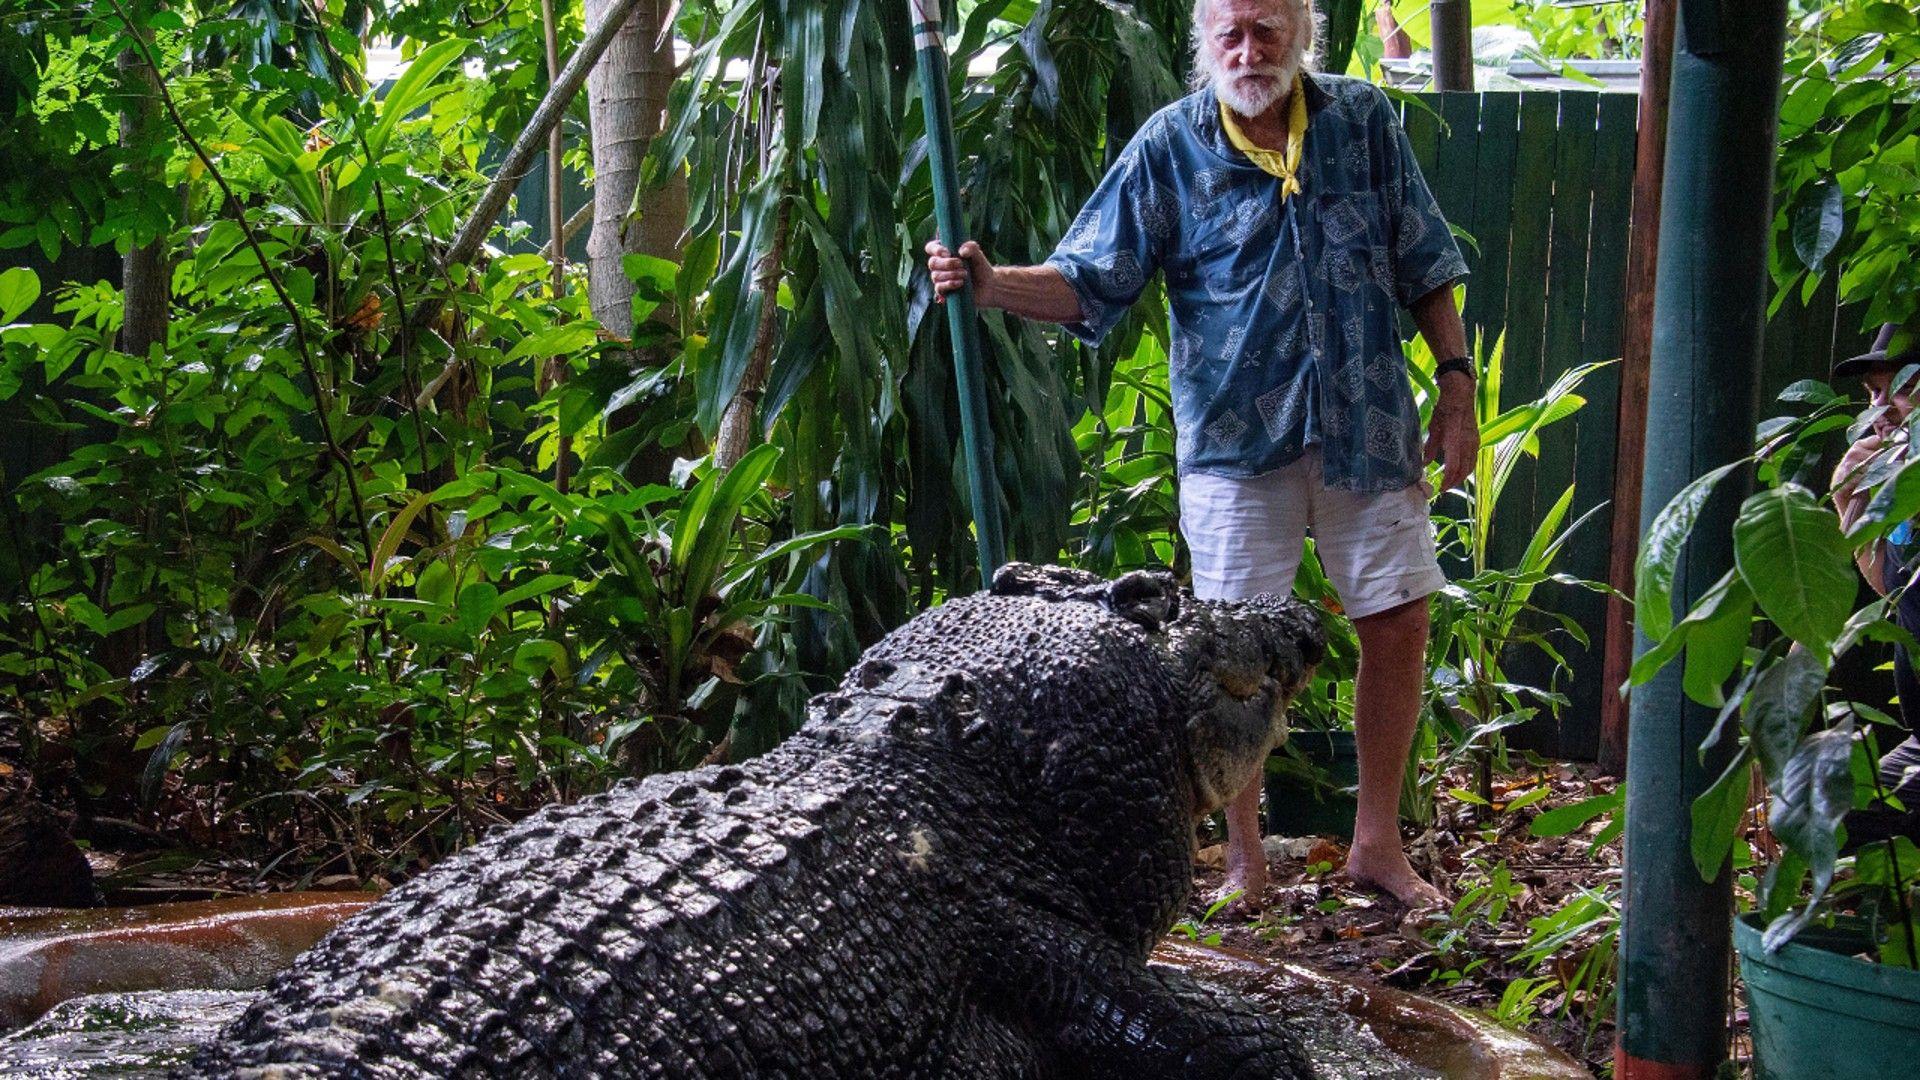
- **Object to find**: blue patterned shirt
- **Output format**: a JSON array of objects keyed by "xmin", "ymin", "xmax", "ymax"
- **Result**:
[{"xmin": 1045, "ymin": 75, "xmax": 1469, "ymax": 492}]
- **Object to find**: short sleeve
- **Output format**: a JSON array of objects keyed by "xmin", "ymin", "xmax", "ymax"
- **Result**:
[
  {"xmin": 1044, "ymin": 137, "xmax": 1170, "ymax": 345},
  {"xmin": 1377, "ymin": 91, "xmax": 1470, "ymax": 308}
]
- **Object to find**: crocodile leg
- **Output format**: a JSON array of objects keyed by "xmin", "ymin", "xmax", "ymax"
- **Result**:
[{"xmin": 988, "ymin": 929, "xmax": 1313, "ymax": 1080}]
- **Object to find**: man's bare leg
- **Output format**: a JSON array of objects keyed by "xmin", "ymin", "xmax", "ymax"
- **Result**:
[
  {"xmin": 1345, "ymin": 596, "xmax": 1445, "ymax": 909},
  {"xmin": 1220, "ymin": 774, "xmax": 1267, "ymax": 908}
]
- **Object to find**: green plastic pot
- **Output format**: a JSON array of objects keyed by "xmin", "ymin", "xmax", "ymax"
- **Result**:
[
  {"xmin": 1263, "ymin": 729, "xmax": 1358, "ymax": 840},
  {"xmin": 1735, "ymin": 911, "xmax": 1920, "ymax": 1079}
]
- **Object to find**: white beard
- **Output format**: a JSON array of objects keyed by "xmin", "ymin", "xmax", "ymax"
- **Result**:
[{"xmin": 1216, "ymin": 67, "xmax": 1293, "ymax": 118}]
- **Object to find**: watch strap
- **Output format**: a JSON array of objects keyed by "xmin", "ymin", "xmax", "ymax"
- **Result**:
[{"xmin": 1435, "ymin": 356, "xmax": 1475, "ymax": 381}]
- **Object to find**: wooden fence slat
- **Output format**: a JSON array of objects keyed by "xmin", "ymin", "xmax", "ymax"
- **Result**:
[
  {"xmin": 1552, "ymin": 92, "xmax": 1636, "ymax": 760},
  {"xmin": 1506, "ymin": 91, "xmax": 1597, "ymax": 757},
  {"xmin": 1537, "ymin": 90, "xmax": 1597, "ymax": 510},
  {"xmin": 1502, "ymin": 94, "xmax": 1561, "ymax": 396},
  {"xmin": 1761, "ymin": 282, "xmax": 1804, "ymax": 408},
  {"xmin": 1433, "ymin": 92, "xmax": 1483, "ymax": 261},
  {"xmin": 1489, "ymin": 93, "xmax": 1560, "ymax": 583},
  {"xmin": 1404, "ymin": 95, "xmax": 1443, "ymax": 181},
  {"xmin": 1465, "ymin": 93, "xmax": 1520, "ymax": 348},
  {"xmin": 1583, "ymin": 94, "xmax": 1638, "ymax": 369},
  {"xmin": 1791, "ymin": 273, "xmax": 1842, "ymax": 398}
]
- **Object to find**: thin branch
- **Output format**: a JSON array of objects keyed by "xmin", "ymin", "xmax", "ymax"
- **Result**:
[
  {"xmin": 356, "ymin": 125, "xmax": 434, "ymax": 482},
  {"xmin": 542, "ymin": 199, "xmax": 594, "ymax": 261},
  {"xmin": 428, "ymin": 0, "xmax": 651, "ymax": 320},
  {"xmin": 107, "ymin": 0, "xmax": 374, "ymax": 562}
]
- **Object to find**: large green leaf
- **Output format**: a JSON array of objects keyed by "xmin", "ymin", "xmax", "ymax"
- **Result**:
[
  {"xmin": 1635, "ymin": 460, "xmax": 1744, "ymax": 641},
  {"xmin": 365, "ymin": 37, "xmax": 469, "ymax": 161},
  {"xmin": 1791, "ymin": 179, "xmax": 1844, "ymax": 272},
  {"xmin": 1690, "ymin": 751, "xmax": 1752, "ymax": 883},
  {"xmin": 1681, "ymin": 572, "xmax": 1754, "ymax": 708},
  {"xmin": 0, "ymin": 266, "xmax": 39, "ymax": 322},
  {"xmin": 1763, "ymin": 724, "xmax": 1858, "ymax": 952},
  {"xmin": 1742, "ymin": 647, "xmax": 1829, "ymax": 778},
  {"xmin": 1732, "ymin": 484, "xmax": 1854, "ymax": 654},
  {"xmin": 1529, "ymin": 789, "xmax": 1622, "ymax": 838}
]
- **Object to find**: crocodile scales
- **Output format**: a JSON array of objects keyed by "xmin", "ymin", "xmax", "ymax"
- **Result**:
[{"xmin": 182, "ymin": 564, "xmax": 1328, "ymax": 1078}]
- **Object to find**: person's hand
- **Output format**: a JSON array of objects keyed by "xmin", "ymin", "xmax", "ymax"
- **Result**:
[
  {"xmin": 1425, "ymin": 371, "xmax": 1479, "ymax": 493},
  {"xmin": 1832, "ymin": 432, "xmax": 1885, "ymax": 517},
  {"xmin": 924, "ymin": 239, "xmax": 997, "ymax": 307}
]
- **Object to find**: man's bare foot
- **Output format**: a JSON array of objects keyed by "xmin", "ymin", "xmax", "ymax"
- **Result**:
[
  {"xmin": 1214, "ymin": 839, "xmax": 1269, "ymax": 916},
  {"xmin": 1345, "ymin": 842, "xmax": 1445, "ymax": 912}
]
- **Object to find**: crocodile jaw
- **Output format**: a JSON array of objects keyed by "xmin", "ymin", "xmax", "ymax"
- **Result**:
[{"xmin": 1187, "ymin": 669, "xmax": 1294, "ymax": 815}]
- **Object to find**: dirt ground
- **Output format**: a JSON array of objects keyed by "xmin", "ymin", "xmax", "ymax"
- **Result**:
[{"xmin": 1186, "ymin": 761, "xmax": 1633, "ymax": 1077}]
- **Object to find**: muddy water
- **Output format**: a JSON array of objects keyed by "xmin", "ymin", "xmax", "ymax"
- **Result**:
[
  {"xmin": 0, "ymin": 896, "xmax": 1586, "ymax": 1078},
  {"xmin": 0, "ymin": 991, "xmax": 252, "ymax": 1078},
  {"xmin": 0, "ymin": 893, "xmax": 375, "ymax": 1031}
]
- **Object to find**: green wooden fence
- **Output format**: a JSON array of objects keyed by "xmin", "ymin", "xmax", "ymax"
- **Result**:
[{"xmin": 1403, "ymin": 89, "xmax": 1874, "ymax": 760}]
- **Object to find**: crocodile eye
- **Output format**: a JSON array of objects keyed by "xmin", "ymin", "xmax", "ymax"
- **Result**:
[{"xmin": 1211, "ymin": 661, "xmax": 1265, "ymax": 700}]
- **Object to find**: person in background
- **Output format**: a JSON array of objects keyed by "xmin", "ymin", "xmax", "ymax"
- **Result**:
[
  {"xmin": 924, "ymin": 0, "xmax": 1475, "ymax": 910},
  {"xmin": 1829, "ymin": 318, "xmax": 1920, "ymax": 845}
]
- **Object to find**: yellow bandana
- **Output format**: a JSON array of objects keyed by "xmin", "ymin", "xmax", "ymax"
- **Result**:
[{"xmin": 1219, "ymin": 74, "xmax": 1309, "ymax": 200}]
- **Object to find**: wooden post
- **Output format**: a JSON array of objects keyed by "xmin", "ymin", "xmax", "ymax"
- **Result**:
[
  {"xmin": 1429, "ymin": 0, "xmax": 1474, "ymax": 91},
  {"xmin": 1599, "ymin": 0, "xmax": 1676, "ymax": 777},
  {"xmin": 1616, "ymin": 3, "xmax": 1788, "ymax": 1077}
]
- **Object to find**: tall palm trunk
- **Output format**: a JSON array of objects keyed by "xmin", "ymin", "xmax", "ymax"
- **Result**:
[{"xmin": 584, "ymin": 0, "xmax": 686, "ymax": 338}]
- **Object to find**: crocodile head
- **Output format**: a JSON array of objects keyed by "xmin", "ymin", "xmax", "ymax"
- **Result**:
[
  {"xmin": 1162, "ymin": 592, "xmax": 1326, "ymax": 816},
  {"xmin": 987, "ymin": 563, "xmax": 1326, "ymax": 818}
]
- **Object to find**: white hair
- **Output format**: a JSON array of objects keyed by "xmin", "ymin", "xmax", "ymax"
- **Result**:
[{"xmin": 1189, "ymin": 0, "xmax": 1321, "ymax": 91}]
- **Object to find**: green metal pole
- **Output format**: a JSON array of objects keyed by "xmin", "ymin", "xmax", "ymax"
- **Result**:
[
  {"xmin": 1617, "ymin": 3, "xmax": 1786, "ymax": 1077},
  {"xmin": 909, "ymin": 0, "xmax": 1007, "ymax": 581}
]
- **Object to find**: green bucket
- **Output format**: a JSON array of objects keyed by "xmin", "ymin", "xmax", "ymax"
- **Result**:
[
  {"xmin": 1263, "ymin": 729, "xmax": 1358, "ymax": 840},
  {"xmin": 1735, "ymin": 911, "xmax": 1920, "ymax": 1079}
]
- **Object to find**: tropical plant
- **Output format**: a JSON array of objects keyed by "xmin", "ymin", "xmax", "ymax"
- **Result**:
[
  {"xmin": 0, "ymin": 3, "xmax": 858, "ymax": 872},
  {"xmin": 1632, "ymin": 375, "xmax": 1918, "ymax": 966},
  {"xmin": 1507, "ymin": 0, "xmax": 1644, "ymax": 62},
  {"xmin": 1409, "ymin": 326, "xmax": 1613, "ymax": 818},
  {"xmin": 1771, "ymin": 0, "xmax": 1920, "ymax": 332}
]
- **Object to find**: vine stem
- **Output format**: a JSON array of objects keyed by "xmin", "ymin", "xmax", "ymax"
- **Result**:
[
  {"xmin": 355, "ymin": 130, "xmax": 433, "ymax": 483},
  {"xmin": 106, "ymin": 0, "xmax": 375, "ymax": 563}
]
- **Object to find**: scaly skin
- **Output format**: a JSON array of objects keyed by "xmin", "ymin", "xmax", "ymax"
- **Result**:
[{"xmin": 182, "ymin": 564, "xmax": 1325, "ymax": 1078}]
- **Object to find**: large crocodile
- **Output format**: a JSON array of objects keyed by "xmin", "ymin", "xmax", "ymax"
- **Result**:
[{"xmin": 183, "ymin": 563, "xmax": 1327, "ymax": 1078}]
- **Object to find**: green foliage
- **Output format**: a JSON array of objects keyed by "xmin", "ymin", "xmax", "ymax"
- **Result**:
[
  {"xmin": 1412, "ymin": 328, "xmax": 1611, "ymax": 820},
  {"xmin": 1507, "ymin": 1, "xmax": 1643, "ymax": 62},
  {"xmin": 1772, "ymin": 0, "xmax": 1920, "ymax": 330},
  {"xmin": 1634, "ymin": 373, "xmax": 1920, "ymax": 962},
  {"xmin": 647, "ymin": 0, "xmax": 1197, "ymax": 645},
  {"xmin": 0, "ymin": 8, "xmax": 849, "ymax": 870}
]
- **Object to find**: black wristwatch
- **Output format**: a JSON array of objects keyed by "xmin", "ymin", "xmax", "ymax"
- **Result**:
[{"xmin": 1435, "ymin": 356, "xmax": 1475, "ymax": 382}]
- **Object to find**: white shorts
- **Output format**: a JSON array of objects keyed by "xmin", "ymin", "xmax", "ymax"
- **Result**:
[{"xmin": 1179, "ymin": 449, "xmax": 1446, "ymax": 619}]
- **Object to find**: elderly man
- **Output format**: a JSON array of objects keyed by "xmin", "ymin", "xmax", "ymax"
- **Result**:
[{"xmin": 926, "ymin": 0, "xmax": 1474, "ymax": 909}]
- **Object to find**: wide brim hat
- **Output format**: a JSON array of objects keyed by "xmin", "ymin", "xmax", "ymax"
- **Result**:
[{"xmin": 1833, "ymin": 320, "xmax": 1920, "ymax": 381}]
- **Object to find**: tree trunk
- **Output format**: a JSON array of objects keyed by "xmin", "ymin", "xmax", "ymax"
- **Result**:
[
  {"xmin": 585, "ymin": 0, "xmax": 687, "ymax": 339},
  {"xmin": 116, "ymin": 35, "xmax": 168, "ymax": 358},
  {"xmin": 713, "ymin": 197, "xmax": 790, "ymax": 469}
]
